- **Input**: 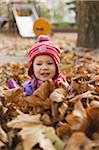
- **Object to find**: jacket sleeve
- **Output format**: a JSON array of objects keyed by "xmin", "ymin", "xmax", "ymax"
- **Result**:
[{"xmin": 23, "ymin": 80, "xmax": 35, "ymax": 96}]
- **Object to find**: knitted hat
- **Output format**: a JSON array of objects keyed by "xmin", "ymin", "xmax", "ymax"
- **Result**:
[{"xmin": 28, "ymin": 35, "xmax": 61, "ymax": 79}]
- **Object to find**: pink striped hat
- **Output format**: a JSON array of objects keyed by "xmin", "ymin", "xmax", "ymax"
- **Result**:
[{"xmin": 28, "ymin": 35, "xmax": 61, "ymax": 78}]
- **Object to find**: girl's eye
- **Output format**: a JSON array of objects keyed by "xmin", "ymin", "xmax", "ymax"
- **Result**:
[
  {"xmin": 48, "ymin": 62, "xmax": 53, "ymax": 65},
  {"xmin": 36, "ymin": 63, "xmax": 42, "ymax": 66}
]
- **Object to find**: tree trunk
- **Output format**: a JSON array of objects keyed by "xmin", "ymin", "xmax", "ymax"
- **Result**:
[{"xmin": 77, "ymin": 1, "xmax": 99, "ymax": 49}]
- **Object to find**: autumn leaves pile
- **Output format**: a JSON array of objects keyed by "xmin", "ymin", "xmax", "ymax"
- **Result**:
[{"xmin": 0, "ymin": 52, "xmax": 99, "ymax": 150}]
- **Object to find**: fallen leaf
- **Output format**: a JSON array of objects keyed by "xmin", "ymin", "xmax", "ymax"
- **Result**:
[
  {"xmin": 65, "ymin": 132, "xmax": 95, "ymax": 150},
  {"xmin": 7, "ymin": 114, "xmax": 65, "ymax": 150},
  {"xmin": 50, "ymin": 86, "xmax": 67, "ymax": 121},
  {"xmin": 0, "ymin": 125, "xmax": 8, "ymax": 143},
  {"xmin": 25, "ymin": 79, "xmax": 55, "ymax": 109},
  {"xmin": 66, "ymin": 100, "xmax": 89, "ymax": 132},
  {"xmin": 7, "ymin": 114, "xmax": 41, "ymax": 128}
]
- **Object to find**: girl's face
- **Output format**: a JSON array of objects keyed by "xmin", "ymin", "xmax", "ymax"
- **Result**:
[{"xmin": 33, "ymin": 55, "xmax": 56, "ymax": 81}]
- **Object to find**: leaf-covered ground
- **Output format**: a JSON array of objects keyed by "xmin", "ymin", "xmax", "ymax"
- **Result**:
[{"xmin": 0, "ymin": 32, "xmax": 99, "ymax": 150}]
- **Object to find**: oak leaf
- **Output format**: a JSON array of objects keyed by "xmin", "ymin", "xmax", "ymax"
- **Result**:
[
  {"xmin": 25, "ymin": 79, "xmax": 55, "ymax": 109},
  {"xmin": 50, "ymin": 84, "xmax": 68, "ymax": 121},
  {"xmin": 66, "ymin": 100, "xmax": 89, "ymax": 132},
  {"xmin": 7, "ymin": 114, "xmax": 65, "ymax": 150},
  {"xmin": 65, "ymin": 132, "xmax": 95, "ymax": 150},
  {"xmin": 0, "ymin": 125, "xmax": 8, "ymax": 144}
]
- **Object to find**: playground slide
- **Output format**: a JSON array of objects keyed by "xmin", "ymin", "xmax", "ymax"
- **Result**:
[
  {"xmin": 0, "ymin": 14, "xmax": 8, "ymax": 28},
  {"xmin": 12, "ymin": 4, "xmax": 38, "ymax": 38}
]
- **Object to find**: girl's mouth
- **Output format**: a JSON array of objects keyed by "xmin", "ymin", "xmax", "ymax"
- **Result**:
[{"xmin": 41, "ymin": 73, "xmax": 50, "ymax": 77}]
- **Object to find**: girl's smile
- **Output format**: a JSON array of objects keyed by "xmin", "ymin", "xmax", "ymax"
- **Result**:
[{"xmin": 33, "ymin": 55, "xmax": 56, "ymax": 81}]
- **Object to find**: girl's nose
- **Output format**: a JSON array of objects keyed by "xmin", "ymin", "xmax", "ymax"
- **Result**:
[{"xmin": 41, "ymin": 63, "xmax": 48, "ymax": 69}]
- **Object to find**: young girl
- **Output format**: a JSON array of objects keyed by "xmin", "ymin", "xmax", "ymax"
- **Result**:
[{"xmin": 23, "ymin": 35, "xmax": 70, "ymax": 96}]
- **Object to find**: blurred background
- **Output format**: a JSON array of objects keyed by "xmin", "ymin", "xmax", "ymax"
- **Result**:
[{"xmin": 0, "ymin": 0, "xmax": 99, "ymax": 65}]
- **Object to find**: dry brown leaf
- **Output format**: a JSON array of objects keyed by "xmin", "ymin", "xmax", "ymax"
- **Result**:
[
  {"xmin": 66, "ymin": 100, "xmax": 89, "ymax": 132},
  {"xmin": 62, "ymin": 53, "xmax": 75, "ymax": 62},
  {"xmin": 2, "ymin": 87, "xmax": 24, "ymax": 103},
  {"xmin": 0, "ymin": 141, "xmax": 6, "ymax": 148},
  {"xmin": 69, "ymin": 91, "xmax": 92, "ymax": 103},
  {"xmin": 50, "ymin": 87, "xmax": 67, "ymax": 103},
  {"xmin": 7, "ymin": 114, "xmax": 41, "ymax": 128},
  {"xmin": 72, "ymin": 74, "xmax": 83, "ymax": 81},
  {"xmin": 50, "ymin": 85, "xmax": 67, "ymax": 121},
  {"xmin": 65, "ymin": 132, "xmax": 95, "ymax": 150},
  {"xmin": 25, "ymin": 79, "xmax": 55, "ymax": 109},
  {"xmin": 88, "ymin": 75, "xmax": 99, "ymax": 83},
  {"xmin": 1, "ymin": 87, "xmax": 32, "ymax": 113},
  {"xmin": 14, "ymin": 142, "xmax": 23, "ymax": 150},
  {"xmin": 33, "ymin": 79, "xmax": 55, "ymax": 100},
  {"xmin": 58, "ymin": 102, "xmax": 68, "ymax": 118},
  {"xmin": 18, "ymin": 125, "xmax": 65, "ymax": 150},
  {"xmin": 60, "ymin": 64, "xmax": 73, "ymax": 76},
  {"xmin": 0, "ymin": 100, "xmax": 8, "ymax": 115},
  {"xmin": 86, "ymin": 101, "xmax": 99, "ymax": 137},
  {"xmin": 0, "ymin": 125, "xmax": 8, "ymax": 144},
  {"xmin": 76, "ymin": 65, "xmax": 88, "ymax": 74},
  {"xmin": 90, "ymin": 100, "xmax": 99, "ymax": 108},
  {"xmin": 71, "ymin": 79, "xmax": 90, "ymax": 94},
  {"xmin": 87, "ymin": 62, "xmax": 99, "ymax": 73},
  {"xmin": 0, "ymin": 125, "xmax": 8, "ymax": 148},
  {"xmin": 7, "ymin": 114, "xmax": 65, "ymax": 150},
  {"xmin": 95, "ymin": 84, "xmax": 99, "ymax": 93},
  {"xmin": 41, "ymin": 113, "xmax": 52, "ymax": 125},
  {"xmin": 56, "ymin": 123, "xmax": 72, "ymax": 142},
  {"xmin": 92, "ymin": 133, "xmax": 99, "ymax": 141}
]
